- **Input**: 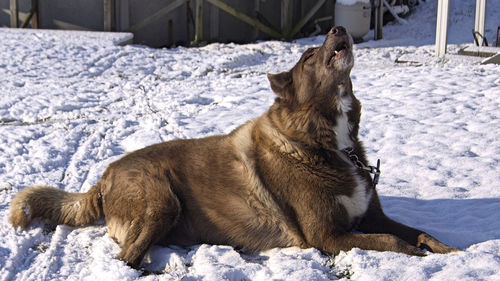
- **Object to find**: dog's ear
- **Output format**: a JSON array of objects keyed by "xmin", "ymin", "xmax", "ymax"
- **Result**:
[{"xmin": 267, "ymin": 72, "xmax": 293, "ymax": 100}]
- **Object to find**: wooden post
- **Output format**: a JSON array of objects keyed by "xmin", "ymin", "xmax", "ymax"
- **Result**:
[
  {"xmin": 31, "ymin": 0, "xmax": 38, "ymax": 28},
  {"xmin": 194, "ymin": 0, "xmax": 203, "ymax": 43},
  {"xmin": 474, "ymin": 0, "xmax": 487, "ymax": 46},
  {"xmin": 21, "ymin": 0, "xmax": 39, "ymax": 28},
  {"xmin": 104, "ymin": 0, "xmax": 114, "ymax": 31},
  {"xmin": 435, "ymin": 0, "xmax": 449, "ymax": 56},
  {"xmin": 281, "ymin": 0, "xmax": 293, "ymax": 38},
  {"xmin": 168, "ymin": 19, "xmax": 174, "ymax": 46},
  {"xmin": 374, "ymin": 0, "xmax": 383, "ymax": 40},
  {"xmin": 10, "ymin": 0, "xmax": 19, "ymax": 28}
]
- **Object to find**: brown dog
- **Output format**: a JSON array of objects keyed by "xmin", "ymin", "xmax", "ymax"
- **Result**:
[{"xmin": 10, "ymin": 26, "xmax": 458, "ymax": 268}]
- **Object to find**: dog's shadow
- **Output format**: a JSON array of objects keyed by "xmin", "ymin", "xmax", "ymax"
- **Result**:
[{"xmin": 379, "ymin": 196, "xmax": 500, "ymax": 249}]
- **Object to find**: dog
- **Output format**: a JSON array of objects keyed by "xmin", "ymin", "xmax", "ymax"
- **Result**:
[{"xmin": 10, "ymin": 26, "xmax": 458, "ymax": 268}]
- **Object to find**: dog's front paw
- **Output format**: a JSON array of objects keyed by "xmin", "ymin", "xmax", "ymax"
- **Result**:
[{"xmin": 417, "ymin": 233, "xmax": 460, "ymax": 254}]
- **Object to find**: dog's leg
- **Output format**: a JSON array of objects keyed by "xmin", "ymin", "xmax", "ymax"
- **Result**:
[
  {"xmin": 105, "ymin": 176, "xmax": 181, "ymax": 268},
  {"xmin": 357, "ymin": 190, "xmax": 459, "ymax": 254},
  {"xmin": 117, "ymin": 218, "xmax": 170, "ymax": 267},
  {"xmin": 302, "ymin": 226, "xmax": 425, "ymax": 255},
  {"xmin": 327, "ymin": 232, "xmax": 426, "ymax": 256},
  {"xmin": 298, "ymin": 208, "xmax": 424, "ymax": 255}
]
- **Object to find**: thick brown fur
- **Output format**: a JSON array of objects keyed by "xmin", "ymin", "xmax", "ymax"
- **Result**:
[{"xmin": 10, "ymin": 26, "xmax": 458, "ymax": 268}]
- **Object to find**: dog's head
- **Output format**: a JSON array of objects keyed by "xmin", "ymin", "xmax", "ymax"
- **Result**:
[
  {"xmin": 265, "ymin": 26, "xmax": 360, "ymax": 149},
  {"xmin": 267, "ymin": 26, "xmax": 355, "ymax": 111}
]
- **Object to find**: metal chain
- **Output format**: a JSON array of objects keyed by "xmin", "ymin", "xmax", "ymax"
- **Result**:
[{"xmin": 342, "ymin": 147, "xmax": 381, "ymax": 187}]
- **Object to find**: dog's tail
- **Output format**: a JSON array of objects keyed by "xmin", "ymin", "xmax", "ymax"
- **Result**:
[{"xmin": 10, "ymin": 185, "xmax": 103, "ymax": 229}]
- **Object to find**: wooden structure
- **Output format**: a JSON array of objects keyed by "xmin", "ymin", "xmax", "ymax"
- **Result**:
[
  {"xmin": 435, "ymin": 0, "xmax": 488, "ymax": 56},
  {"xmin": 126, "ymin": 0, "xmax": 330, "ymax": 43},
  {"xmin": 474, "ymin": 0, "xmax": 487, "ymax": 46},
  {"xmin": 127, "ymin": 0, "xmax": 336, "ymax": 44},
  {"xmin": 435, "ymin": 0, "xmax": 449, "ymax": 57},
  {"xmin": 9, "ymin": 0, "xmax": 17, "ymax": 27},
  {"xmin": 7, "ymin": 0, "xmax": 341, "ymax": 46},
  {"xmin": 437, "ymin": 0, "xmax": 499, "ymax": 64},
  {"xmin": 9, "ymin": 0, "xmax": 38, "ymax": 28},
  {"xmin": 9, "ymin": 0, "xmax": 112, "ymax": 30}
]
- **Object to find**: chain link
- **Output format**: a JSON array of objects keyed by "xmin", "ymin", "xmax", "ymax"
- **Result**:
[{"xmin": 342, "ymin": 147, "xmax": 381, "ymax": 187}]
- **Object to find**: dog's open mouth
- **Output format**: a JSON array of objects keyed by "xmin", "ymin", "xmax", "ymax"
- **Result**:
[
  {"xmin": 328, "ymin": 41, "xmax": 349, "ymax": 65},
  {"xmin": 333, "ymin": 42, "xmax": 348, "ymax": 56}
]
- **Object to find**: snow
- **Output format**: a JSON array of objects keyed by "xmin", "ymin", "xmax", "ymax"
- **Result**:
[{"xmin": 1, "ymin": 1, "xmax": 500, "ymax": 280}]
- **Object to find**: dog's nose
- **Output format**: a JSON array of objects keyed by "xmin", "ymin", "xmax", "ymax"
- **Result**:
[{"xmin": 329, "ymin": 26, "xmax": 346, "ymax": 36}]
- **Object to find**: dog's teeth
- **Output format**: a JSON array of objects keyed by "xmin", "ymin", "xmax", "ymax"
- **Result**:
[{"xmin": 334, "ymin": 50, "xmax": 338, "ymax": 56}]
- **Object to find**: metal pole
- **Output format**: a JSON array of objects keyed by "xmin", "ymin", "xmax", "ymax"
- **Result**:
[
  {"xmin": 474, "ymin": 0, "xmax": 487, "ymax": 46},
  {"xmin": 435, "ymin": 0, "xmax": 449, "ymax": 56}
]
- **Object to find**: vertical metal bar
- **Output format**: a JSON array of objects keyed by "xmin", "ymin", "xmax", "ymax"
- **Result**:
[
  {"xmin": 474, "ymin": 0, "xmax": 487, "ymax": 46},
  {"xmin": 435, "ymin": 0, "xmax": 449, "ymax": 56},
  {"xmin": 10, "ymin": 0, "xmax": 19, "ymax": 28}
]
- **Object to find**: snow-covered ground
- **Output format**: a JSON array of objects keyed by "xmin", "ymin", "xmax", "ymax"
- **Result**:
[{"xmin": 1, "ymin": 1, "xmax": 499, "ymax": 280}]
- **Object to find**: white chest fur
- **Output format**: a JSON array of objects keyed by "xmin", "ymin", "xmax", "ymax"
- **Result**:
[
  {"xmin": 334, "ymin": 86, "xmax": 354, "ymax": 150},
  {"xmin": 334, "ymin": 85, "xmax": 372, "ymax": 222},
  {"xmin": 337, "ymin": 175, "xmax": 371, "ymax": 223}
]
